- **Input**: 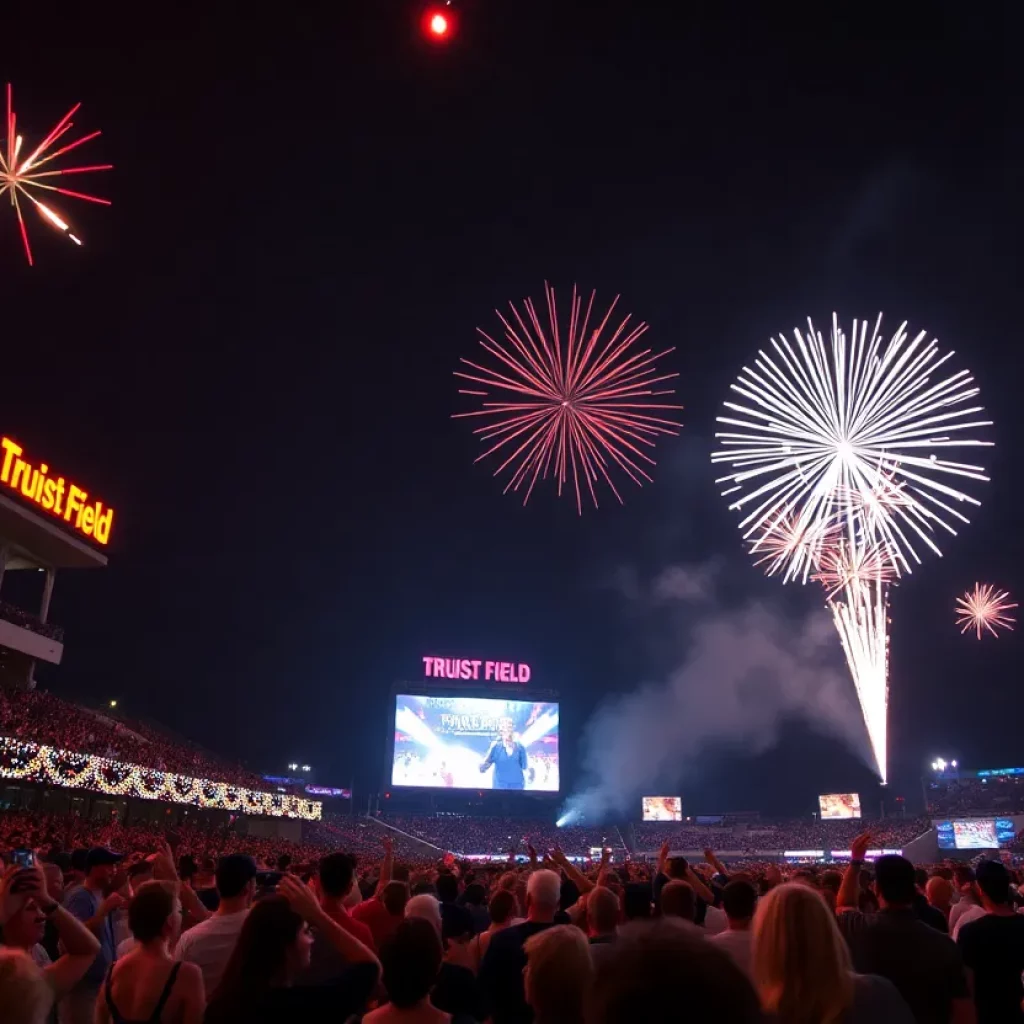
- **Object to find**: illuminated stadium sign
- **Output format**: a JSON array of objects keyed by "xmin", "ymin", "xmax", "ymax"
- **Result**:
[
  {"xmin": 422, "ymin": 656, "xmax": 531, "ymax": 683},
  {"xmin": 392, "ymin": 693, "xmax": 559, "ymax": 792},
  {"xmin": 0, "ymin": 436, "xmax": 114, "ymax": 545},
  {"xmin": 305, "ymin": 785, "xmax": 351, "ymax": 798}
]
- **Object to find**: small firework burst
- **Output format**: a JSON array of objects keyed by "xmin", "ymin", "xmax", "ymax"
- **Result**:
[
  {"xmin": 811, "ymin": 539, "xmax": 898, "ymax": 600},
  {"xmin": 0, "ymin": 84, "xmax": 112, "ymax": 265},
  {"xmin": 956, "ymin": 583, "xmax": 1017, "ymax": 639},
  {"xmin": 748, "ymin": 513, "xmax": 837, "ymax": 581}
]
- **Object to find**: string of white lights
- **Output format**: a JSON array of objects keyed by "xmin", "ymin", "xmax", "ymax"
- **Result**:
[{"xmin": 0, "ymin": 735, "xmax": 322, "ymax": 820}]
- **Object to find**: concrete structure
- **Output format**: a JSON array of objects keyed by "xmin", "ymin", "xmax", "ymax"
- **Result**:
[{"xmin": 0, "ymin": 487, "xmax": 106, "ymax": 688}]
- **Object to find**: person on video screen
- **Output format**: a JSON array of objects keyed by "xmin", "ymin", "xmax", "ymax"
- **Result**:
[{"xmin": 479, "ymin": 716, "xmax": 527, "ymax": 789}]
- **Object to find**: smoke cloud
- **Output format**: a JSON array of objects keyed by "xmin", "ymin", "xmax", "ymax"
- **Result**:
[{"xmin": 565, "ymin": 562, "xmax": 870, "ymax": 821}]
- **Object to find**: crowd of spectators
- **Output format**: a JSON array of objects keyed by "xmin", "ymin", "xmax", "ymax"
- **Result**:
[
  {"xmin": 635, "ymin": 816, "xmax": 930, "ymax": 853},
  {"xmin": 0, "ymin": 690, "xmax": 266, "ymax": 789},
  {"xmin": 377, "ymin": 814, "xmax": 932, "ymax": 858},
  {"xmin": 926, "ymin": 774, "xmax": 1024, "ymax": 816},
  {"xmin": 0, "ymin": 601, "xmax": 64, "ymax": 643},
  {"xmin": 378, "ymin": 815, "xmax": 626, "ymax": 858},
  {"xmin": 632, "ymin": 823, "xmax": 737, "ymax": 850},
  {"xmin": 5, "ymin": 805, "xmax": 1024, "ymax": 1024}
]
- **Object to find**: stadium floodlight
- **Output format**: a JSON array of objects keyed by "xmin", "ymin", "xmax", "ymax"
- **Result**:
[
  {"xmin": 932, "ymin": 758, "xmax": 948, "ymax": 772},
  {"xmin": 288, "ymin": 762, "xmax": 298, "ymax": 771},
  {"xmin": 951, "ymin": 760, "xmax": 958, "ymax": 768},
  {"xmin": 301, "ymin": 764, "xmax": 312, "ymax": 772}
]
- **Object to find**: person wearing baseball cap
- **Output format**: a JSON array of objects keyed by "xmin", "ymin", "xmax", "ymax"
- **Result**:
[{"xmin": 58, "ymin": 848, "xmax": 125, "ymax": 1024}]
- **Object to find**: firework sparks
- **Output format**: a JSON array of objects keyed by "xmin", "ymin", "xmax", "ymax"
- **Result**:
[
  {"xmin": 748, "ymin": 513, "xmax": 837, "ymax": 581},
  {"xmin": 829, "ymin": 577, "xmax": 890, "ymax": 780},
  {"xmin": 956, "ymin": 583, "xmax": 1017, "ymax": 639},
  {"xmin": 834, "ymin": 467, "xmax": 917, "ymax": 543},
  {"xmin": 0, "ymin": 84, "xmax": 111, "ymax": 265},
  {"xmin": 712, "ymin": 314, "xmax": 993, "ymax": 784},
  {"xmin": 811, "ymin": 538, "xmax": 898, "ymax": 600},
  {"xmin": 454, "ymin": 283, "xmax": 683, "ymax": 513},
  {"xmin": 712, "ymin": 313, "xmax": 992, "ymax": 579}
]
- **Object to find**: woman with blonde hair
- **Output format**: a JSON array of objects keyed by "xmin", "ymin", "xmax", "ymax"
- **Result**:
[
  {"xmin": 523, "ymin": 924, "xmax": 592, "ymax": 1024},
  {"xmin": 751, "ymin": 882, "xmax": 912, "ymax": 1024}
]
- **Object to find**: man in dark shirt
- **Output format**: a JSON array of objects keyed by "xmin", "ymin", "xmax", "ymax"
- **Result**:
[
  {"xmin": 958, "ymin": 860, "xmax": 1024, "ymax": 1024},
  {"xmin": 836, "ymin": 835, "xmax": 971, "ymax": 1024},
  {"xmin": 436, "ymin": 871, "xmax": 475, "ymax": 942},
  {"xmin": 479, "ymin": 868, "xmax": 561, "ymax": 1024}
]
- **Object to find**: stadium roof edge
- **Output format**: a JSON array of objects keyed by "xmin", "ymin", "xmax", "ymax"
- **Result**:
[{"xmin": 0, "ymin": 490, "xmax": 107, "ymax": 569}]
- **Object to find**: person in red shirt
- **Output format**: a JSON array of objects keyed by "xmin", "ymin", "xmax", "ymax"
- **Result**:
[
  {"xmin": 352, "ymin": 838, "xmax": 408, "ymax": 949},
  {"xmin": 353, "ymin": 882, "xmax": 409, "ymax": 950},
  {"xmin": 315, "ymin": 852, "xmax": 374, "ymax": 950}
]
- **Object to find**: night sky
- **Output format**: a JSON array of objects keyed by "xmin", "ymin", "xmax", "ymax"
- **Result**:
[{"xmin": 1, "ymin": 1, "xmax": 1017, "ymax": 816}]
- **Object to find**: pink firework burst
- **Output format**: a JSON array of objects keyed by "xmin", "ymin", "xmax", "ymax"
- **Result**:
[
  {"xmin": 747, "ymin": 514, "xmax": 838, "ymax": 581},
  {"xmin": 454, "ymin": 283, "xmax": 682, "ymax": 512},
  {"xmin": 0, "ymin": 84, "xmax": 112, "ymax": 265},
  {"xmin": 811, "ymin": 539, "xmax": 897, "ymax": 599},
  {"xmin": 956, "ymin": 583, "xmax": 1017, "ymax": 639}
]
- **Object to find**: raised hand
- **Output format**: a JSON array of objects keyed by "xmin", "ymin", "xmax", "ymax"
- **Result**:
[
  {"xmin": 280, "ymin": 874, "xmax": 321, "ymax": 923},
  {"xmin": 99, "ymin": 892, "xmax": 126, "ymax": 917},
  {"xmin": 1, "ymin": 865, "xmax": 45, "ymax": 924},
  {"xmin": 151, "ymin": 843, "xmax": 178, "ymax": 882},
  {"xmin": 850, "ymin": 831, "xmax": 872, "ymax": 861}
]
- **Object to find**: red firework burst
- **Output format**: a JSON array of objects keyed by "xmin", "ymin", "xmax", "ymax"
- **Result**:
[
  {"xmin": 454, "ymin": 283, "xmax": 682, "ymax": 512},
  {"xmin": 0, "ymin": 84, "xmax": 112, "ymax": 265}
]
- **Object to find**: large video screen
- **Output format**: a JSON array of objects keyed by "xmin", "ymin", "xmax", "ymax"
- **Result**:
[
  {"xmin": 936, "ymin": 819, "xmax": 1015, "ymax": 851},
  {"xmin": 819, "ymin": 793, "xmax": 861, "ymax": 820},
  {"xmin": 642, "ymin": 796, "xmax": 682, "ymax": 821},
  {"xmin": 391, "ymin": 694, "xmax": 559, "ymax": 792}
]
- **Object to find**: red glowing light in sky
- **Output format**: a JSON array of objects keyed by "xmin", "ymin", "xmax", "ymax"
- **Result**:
[
  {"xmin": 421, "ymin": 6, "xmax": 455, "ymax": 42},
  {"xmin": 0, "ymin": 84, "xmax": 111, "ymax": 265},
  {"xmin": 454, "ymin": 283, "xmax": 683, "ymax": 513}
]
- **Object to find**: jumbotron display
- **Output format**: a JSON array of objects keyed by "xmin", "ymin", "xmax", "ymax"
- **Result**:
[
  {"xmin": 391, "ymin": 694, "xmax": 559, "ymax": 792},
  {"xmin": 819, "ymin": 793, "xmax": 861, "ymax": 820},
  {"xmin": 0, "ymin": 736, "xmax": 321, "ymax": 820},
  {"xmin": 642, "ymin": 796, "xmax": 682, "ymax": 821},
  {"xmin": 936, "ymin": 818, "xmax": 1015, "ymax": 851}
]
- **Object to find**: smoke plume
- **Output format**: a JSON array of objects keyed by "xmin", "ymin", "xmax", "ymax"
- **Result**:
[{"xmin": 564, "ymin": 561, "xmax": 869, "ymax": 821}]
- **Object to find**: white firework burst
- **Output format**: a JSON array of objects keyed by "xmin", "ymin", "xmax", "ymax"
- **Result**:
[
  {"xmin": 712, "ymin": 313, "xmax": 992, "ymax": 578},
  {"xmin": 712, "ymin": 314, "xmax": 992, "ymax": 784}
]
